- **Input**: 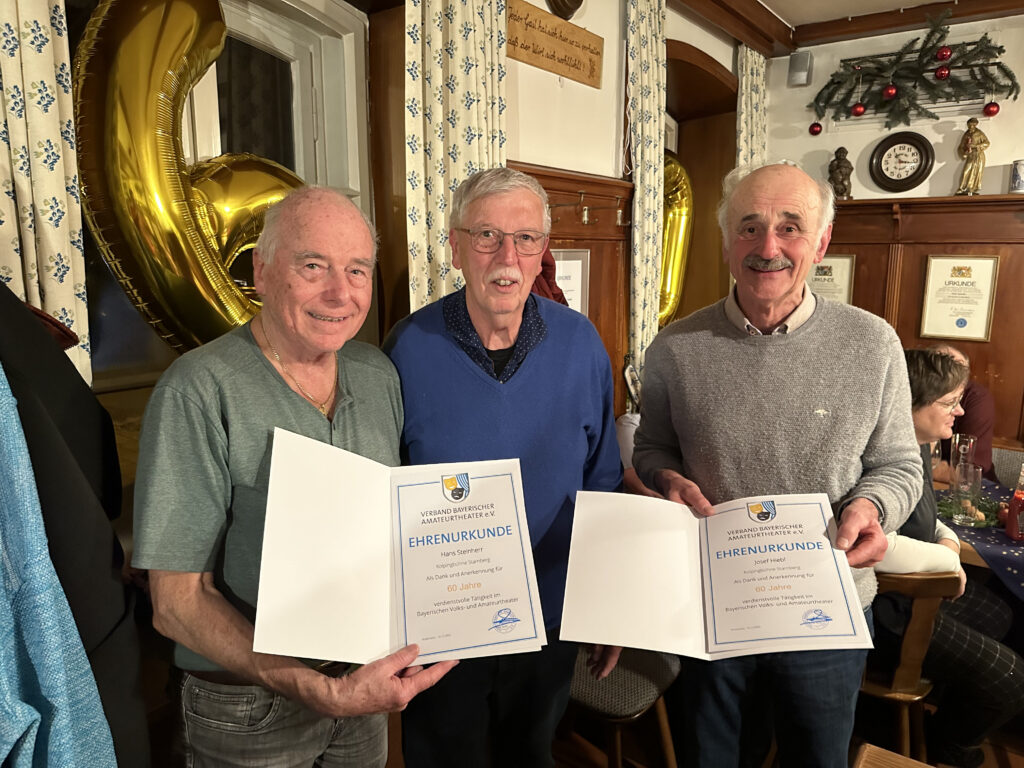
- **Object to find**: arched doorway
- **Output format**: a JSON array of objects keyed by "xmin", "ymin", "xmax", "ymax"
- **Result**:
[{"xmin": 665, "ymin": 40, "xmax": 737, "ymax": 319}]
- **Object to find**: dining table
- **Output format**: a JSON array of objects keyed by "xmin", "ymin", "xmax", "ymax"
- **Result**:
[{"xmin": 939, "ymin": 478, "xmax": 1024, "ymax": 602}]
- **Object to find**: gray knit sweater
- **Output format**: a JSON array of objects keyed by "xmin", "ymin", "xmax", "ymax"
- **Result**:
[{"xmin": 633, "ymin": 296, "xmax": 922, "ymax": 608}]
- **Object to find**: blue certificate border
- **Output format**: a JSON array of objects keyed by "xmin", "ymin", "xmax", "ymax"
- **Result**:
[
  {"xmin": 395, "ymin": 471, "xmax": 541, "ymax": 657},
  {"xmin": 703, "ymin": 499, "xmax": 861, "ymax": 647}
]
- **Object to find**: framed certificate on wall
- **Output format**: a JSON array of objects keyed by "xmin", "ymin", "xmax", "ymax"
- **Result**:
[
  {"xmin": 808, "ymin": 254, "xmax": 855, "ymax": 304},
  {"xmin": 551, "ymin": 249, "xmax": 590, "ymax": 315},
  {"xmin": 920, "ymin": 255, "xmax": 999, "ymax": 342}
]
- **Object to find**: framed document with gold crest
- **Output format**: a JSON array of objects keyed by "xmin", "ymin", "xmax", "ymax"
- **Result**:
[
  {"xmin": 808, "ymin": 254, "xmax": 854, "ymax": 304},
  {"xmin": 920, "ymin": 255, "xmax": 999, "ymax": 341}
]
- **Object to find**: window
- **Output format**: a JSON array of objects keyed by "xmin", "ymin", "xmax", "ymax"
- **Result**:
[
  {"xmin": 89, "ymin": 0, "xmax": 374, "ymax": 388},
  {"xmin": 183, "ymin": 0, "xmax": 371, "ymax": 202}
]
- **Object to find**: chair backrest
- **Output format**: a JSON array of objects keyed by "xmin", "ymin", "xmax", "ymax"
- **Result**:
[
  {"xmin": 874, "ymin": 571, "xmax": 962, "ymax": 692},
  {"xmin": 991, "ymin": 446, "xmax": 1023, "ymax": 489}
]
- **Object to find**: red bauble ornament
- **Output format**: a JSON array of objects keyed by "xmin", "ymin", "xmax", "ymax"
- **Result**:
[
  {"xmin": 936, "ymin": 45, "xmax": 952, "ymax": 61},
  {"xmin": 809, "ymin": 122, "xmax": 823, "ymax": 136},
  {"xmin": 882, "ymin": 84, "xmax": 898, "ymax": 100},
  {"xmin": 983, "ymin": 101, "xmax": 1000, "ymax": 116},
  {"xmin": 850, "ymin": 102, "xmax": 866, "ymax": 117},
  {"xmin": 935, "ymin": 65, "xmax": 951, "ymax": 80}
]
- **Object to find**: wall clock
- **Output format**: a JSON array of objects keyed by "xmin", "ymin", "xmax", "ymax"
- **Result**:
[{"xmin": 869, "ymin": 132, "xmax": 935, "ymax": 193}]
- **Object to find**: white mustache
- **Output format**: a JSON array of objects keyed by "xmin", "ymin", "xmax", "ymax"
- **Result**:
[
  {"xmin": 486, "ymin": 268, "xmax": 523, "ymax": 284},
  {"xmin": 743, "ymin": 254, "xmax": 794, "ymax": 272}
]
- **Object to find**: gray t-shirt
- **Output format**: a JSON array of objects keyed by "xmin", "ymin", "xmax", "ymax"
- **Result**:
[{"xmin": 132, "ymin": 323, "xmax": 402, "ymax": 670}]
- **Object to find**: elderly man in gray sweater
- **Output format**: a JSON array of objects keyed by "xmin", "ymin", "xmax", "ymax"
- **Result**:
[{"xmin": 633, "ymin": 162, "xmax": 921, "ymax": 768}]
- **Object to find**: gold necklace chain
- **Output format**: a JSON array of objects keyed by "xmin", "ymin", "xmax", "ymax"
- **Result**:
[{"xmin": 259, "ymin": 316, "xmax": 337, "ymax": 416}]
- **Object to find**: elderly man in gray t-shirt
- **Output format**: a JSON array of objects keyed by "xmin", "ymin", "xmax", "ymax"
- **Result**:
[
  {"xmin": 132, "ymin": 187, "xmax": 453, "ymax": 767},
  {"xmin": 633, "ymin": 162, "xmax": 921, "ymax": 768}
]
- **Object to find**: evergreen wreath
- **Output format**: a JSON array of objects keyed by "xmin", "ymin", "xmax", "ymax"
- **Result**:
[{"xmin": 809, "ymin": 11, "xmax": 1019, "ymax": 129}]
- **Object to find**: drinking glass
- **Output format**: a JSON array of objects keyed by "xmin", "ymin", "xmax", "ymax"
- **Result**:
[
  {"xmin": 950, "ymin": 433, "xmax": 977, "ymax": 474},
  {"xmin": 951, "ymin": 462, "xmax": 983, "ymax": 526}
]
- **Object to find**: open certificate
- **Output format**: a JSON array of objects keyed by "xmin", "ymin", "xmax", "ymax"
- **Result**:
[
  {"xmin": 561, "ymin": 491, "xmax": 871, "ymax": 660},
  {"xmin": 253, "ymin": 428, "xmax": 546, "ymax": 665}
]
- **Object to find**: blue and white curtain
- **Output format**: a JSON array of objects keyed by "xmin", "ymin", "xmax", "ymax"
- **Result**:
[
  {"xmin": 625, "ymin": 0, "xmax": 665, "ymax": 382},
  {"xmin": 0, "ymin": 1, "xmax": 89, "ymax": 380},
  {"xmin": 404, "ymin": 0, "xmax": 507, "ymax": 310},
  {"xmin": 736, "ymin": 44, "xmax": 767, "ymax": 166}
]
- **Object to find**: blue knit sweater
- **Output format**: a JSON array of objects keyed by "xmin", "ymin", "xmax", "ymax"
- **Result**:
[
  {"xmin": 0, "ymin": 363, "xmax": 116, "ymax": 766},
  {"xmin": 385, "ymin": 295, "xmax": 623, "ymax": 627}
]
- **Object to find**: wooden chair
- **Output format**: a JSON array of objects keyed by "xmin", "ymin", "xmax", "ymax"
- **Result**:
[
  {"xmin": 567, "ymin": 646, "xmax": 680, "ymax": 768},
  {"xmin": 852, "ymin": 742, "xmax": 931, "ymax": 768},
  {"xmin": 860, "ymin": 571, "xmax": 962, "ymax": 762}
]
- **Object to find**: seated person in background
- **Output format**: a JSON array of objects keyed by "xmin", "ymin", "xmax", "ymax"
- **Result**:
[
  {"xmin": 872, "ymin": 349, "xmax": 1024, "ymax": 768},
  {"xmin": 615, "ymin": 412, "xmax": 663, "ymax": 498},
  {"xmin": 931, "ymin": 344, "xmax": 997, "ymax": 483}
]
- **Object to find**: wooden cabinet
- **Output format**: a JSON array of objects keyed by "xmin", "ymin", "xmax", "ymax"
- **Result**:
[
  {"xmin": 509, "ymin": 161, "xmax": 633, "ymax": 415},
  {"xmin": 832, "ymin": 195, "xmax": 1024, "ymax": 445}
]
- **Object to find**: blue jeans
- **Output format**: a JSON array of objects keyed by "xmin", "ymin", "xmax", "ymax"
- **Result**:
[
  {"xmin": 402, "ymin": 632, "xmax": 578, "ymax": 768},
  {"xmin": 676, "ymin": 610, "xmax": 873, "ymax": 768},
  {"xmin": 176, "ymin": 672, "xmax": 386, "ymax": 767}
]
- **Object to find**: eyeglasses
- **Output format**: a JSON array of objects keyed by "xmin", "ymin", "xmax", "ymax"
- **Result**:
[
  {"xmin": 456, "ymin": 228, "xmax": 548, "ymax": 256},
  {"xmin": 935, "ymin": 396, "xmax": 963, "ymax": 414}
]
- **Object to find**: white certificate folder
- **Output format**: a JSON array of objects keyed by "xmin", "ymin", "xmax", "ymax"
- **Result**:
[
  {"xmin": 561, "ymin": 491, "xmax": 872, "ymax": 660},
  {"xmin": 254, "ymin": 428, "xmax": 547, "ymax": 665}
]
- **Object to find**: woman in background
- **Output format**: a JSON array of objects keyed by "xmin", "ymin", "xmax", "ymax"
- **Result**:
[{"xmin": 872, "ymin": 349, "xmax": 1024, "ymax": 768}]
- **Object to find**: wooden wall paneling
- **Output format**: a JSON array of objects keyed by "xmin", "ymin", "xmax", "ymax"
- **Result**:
[
  {"xmin": 833, "ymin": 196, "xmax": 1024, "ymax": 446},
  {"xmin": 893, "ymin": 243, "xmax": 1024, "ymax": 448},
  {"xmin": 509, "ymin": 161, "xmax": 633, "ymax": 416},
  {"xmin": 823, "ymin": 245, "xmax": 889, "ymax": 320},
  {"xmin": 883, "ymin": 243, "xmax": 904, "ymax": 328},
  {"xmin": 673, "ymin": 111, "xmax": 735, "ymax": 320},
  {"xmin": 368, "ymin": 7, "xmax": 409, "ymax": 340}
]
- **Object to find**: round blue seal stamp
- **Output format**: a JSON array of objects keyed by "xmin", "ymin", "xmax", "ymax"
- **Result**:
[
  {"xmin": 956, "ymin": 318, "xmax": 967, "ymax": 328},
  {"xmin": 800, "ymin": 608, "xmax": 833, "ymax": 629},
  {"xmin": 490, "ymin": 607, "xmax": 520, "ymax": 634}
]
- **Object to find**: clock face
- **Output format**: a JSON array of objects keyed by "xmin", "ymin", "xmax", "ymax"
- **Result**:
[
  {"xmin": 881, "ymin": 143, "xmax": 922, "ymax": 181},
  {"xmin": 869, "ymin": 132, "xmax": 935, "ymax": 193}
]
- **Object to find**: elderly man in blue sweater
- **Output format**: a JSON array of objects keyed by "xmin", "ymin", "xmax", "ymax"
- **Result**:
[
  {"xmin": 633, "ymin": 162, "xmax": 922, "ymax": 767},
  {"xmin": 385, "ymin": 167, "xmax": 623, "ymax": 768}
]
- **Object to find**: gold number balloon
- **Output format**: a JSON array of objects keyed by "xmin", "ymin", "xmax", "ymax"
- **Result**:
[
  {"xmin": 73, "ymin": 0, "xmax": 303, "ymax": 351},
  {"xmin": 658, "ymin": 151, "xmax": 694, "ymax": 326}
]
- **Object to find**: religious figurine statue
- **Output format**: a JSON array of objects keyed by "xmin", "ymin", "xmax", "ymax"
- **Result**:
[
  {"xmin": 828, "ymin": 147, "xmax": 854, "ymax": 199},
  {"xmin": 955, "ymin": 117, "xmax": 990, "ymax": 195}
]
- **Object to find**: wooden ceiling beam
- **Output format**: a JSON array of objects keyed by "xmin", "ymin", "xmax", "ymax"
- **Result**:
[
  {"xmin": 793, "ymin": 0, "xmax": 1024, "ymax": 48},
  {"xmin": 666, "ymin": 0, "xmax": 795, "ymax": 58}
]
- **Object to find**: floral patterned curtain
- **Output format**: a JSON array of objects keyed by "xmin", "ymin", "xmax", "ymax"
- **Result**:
[
  {"xmin": 404, "ymin": 0, "xmax": 507, "ymax": 310},
  {"xmin": 0, "ymin": 0, "xmax": 89, "ymax": 380},
  {"xmin": 625, "ymin": 0, "xmax": 665, "ymax": 381},
  {"xmin": 736, "ymin": 44, "xmax": 767, "ymax": 166}
]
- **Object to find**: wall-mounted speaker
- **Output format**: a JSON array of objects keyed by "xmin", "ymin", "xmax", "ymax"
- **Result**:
[{"xmin": 787, "ymin": 51, "xmax": 813, "ymax": 87}]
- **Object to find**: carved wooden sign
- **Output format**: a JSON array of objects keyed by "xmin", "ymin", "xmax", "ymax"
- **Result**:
[{"xmin": 507, "ymin": 0, "xmax": 603, "ymax": 89}]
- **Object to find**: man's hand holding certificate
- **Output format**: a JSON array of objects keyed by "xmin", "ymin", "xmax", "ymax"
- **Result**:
[
  {"xmin": 253, "ymin": 429, "xmax": 546, "ymax": 665},
  {"xmin": 561, "ymin": 491, "xmax": 872, "ymax": 660}
]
